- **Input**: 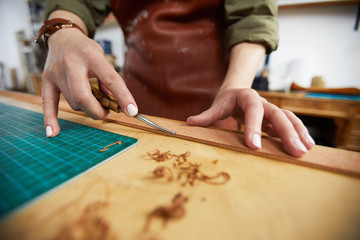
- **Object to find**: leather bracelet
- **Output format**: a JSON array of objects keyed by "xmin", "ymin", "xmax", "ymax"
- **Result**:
[{"xmin": 35, "ymin": 18, "xmax": 85, "ymax": 48}]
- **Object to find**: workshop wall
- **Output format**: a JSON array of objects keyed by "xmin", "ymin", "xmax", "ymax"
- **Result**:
[
  {"xmin": 269, "ymin": 4, "xmax": 360, "ymax": 90},
  {"xmin": 0, "ymin": 0, "xmax": 32, "ymax": 89},
  {"xmin": 94, "ymin": 22, "xmax": 126, "ymax": 70}
]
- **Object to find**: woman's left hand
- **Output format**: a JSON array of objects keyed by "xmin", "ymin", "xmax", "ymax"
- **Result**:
[
  {"xmin": 187, "ymin": 42, "xmax": 315, "ymax": 157},
  {"xmin": 187, "ymin": 87, "xmax": 315, "ymax": 158}
]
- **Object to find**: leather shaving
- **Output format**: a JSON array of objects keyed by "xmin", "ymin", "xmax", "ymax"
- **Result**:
[
  {"xmin": 99, "ymin": 140, "xmax": 122, "ymax": 152},
  {"xmin": 49, "ymin": 182, "xmax": 117, "ymax": 240},
  {"xmin": 144, "ymin": 192, "xmax": 188, "ymax": 231},
  {"xmin": 146, "ymin": 149, "xmax": 172, "ymax": 162},
  {"xmin": 152, "ymin": 166, "xmax": 174, "ymax": 182},
  {"xmin": 147, "ymin": 150, "xmax": 230, "ymax": 186},
  {"xmin": 52, "ymin": 201, "xmax": 117, "ymax": 240}
]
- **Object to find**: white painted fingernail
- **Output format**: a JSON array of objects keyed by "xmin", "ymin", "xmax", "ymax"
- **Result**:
[
  {"xmin": 305, "ymin": 133, "xmax": 315, "ymax": 145},
  {"xmin": 252, "ymin": 133, "xmax": 262, "ymax": 149},
  {"xmin": 126, "ymin": 103, "xmax": 138, "ymax": 116},
  {"xmin": 293, "ymin": 138, "xmax": 308, "ymax": 153},
  {"xmin": 46, "ymin": 126, "xmax": 52, "ymax": 138}
]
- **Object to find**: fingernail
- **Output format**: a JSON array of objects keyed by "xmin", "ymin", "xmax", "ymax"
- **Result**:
[
  {"xmin": 126, "ymin": 103, "xmax": 138, "ymax": 116},
  {"xmin": 46, "ymin": 126, "xmax": 52, "ymax": 138},
  {"xmin": 252, "ymin": 133, "xmax": 262, "ymax": 149},
  {"xmin": 305, "ymin": 133, "xmax": 315, "ymax": 145},
  {"xmin": 293, "ymin": 138, "xmax": 308, "ymax": 153}
]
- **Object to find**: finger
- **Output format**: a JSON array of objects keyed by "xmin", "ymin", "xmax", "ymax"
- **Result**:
[
  {"xmin": 65, "ymin": 66, "xmax": 108, "ymax": 120},
  {"xmin": 187, "ymin": 105, "xmax": 225, "ymax": 127},
  {"xmin": 263, "ymin": 102, "xmax": 308, "ymax": 157},
  {"xmin": 239, "ymin": 91, "xmax": 264, "ymax": 150},
  {"xmin": 89, "ymin": 55, "xmax": 138, "ymax": 116},
  {"xmin": 42, "ymin": 77, "xmax": 61, "ymax": 137},
  {"xmin": 282, "ymin": 110, "xmax": 315, "ymax": 149},
  {"xmin": 98, "ymin": 79, "xmax": 111, "ymax": 96},
  {"xmin": 262, "ymin": 122, "xmax": 277, "ymax": 137},
  {"xmin": 265, "ymin": 110, "xmax": 316, "ymax": 149},
  {"xmin": 187, "ymin": 91, "xmax": 238, "ymax": 126}
]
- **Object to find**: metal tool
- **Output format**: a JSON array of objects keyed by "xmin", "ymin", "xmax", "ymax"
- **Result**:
[{"xmin": 91, "ymin": 82, "xmax": 176, "ymax": 135}]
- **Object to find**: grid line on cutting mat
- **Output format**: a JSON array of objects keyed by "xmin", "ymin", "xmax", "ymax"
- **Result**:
[{"xmin": 0, "ymin": 102, "xmax": 137, "ymax": 220}]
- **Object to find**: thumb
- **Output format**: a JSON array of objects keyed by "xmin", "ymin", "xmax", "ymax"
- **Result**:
[{"xmin": 42, "ymin": 78, "xmax": 61, "ymax": 137}]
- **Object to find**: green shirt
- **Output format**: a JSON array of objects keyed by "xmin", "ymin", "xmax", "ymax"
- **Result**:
[{"xmin": 44, "ymin": 0, "xmax": 278, "ymax": 53}]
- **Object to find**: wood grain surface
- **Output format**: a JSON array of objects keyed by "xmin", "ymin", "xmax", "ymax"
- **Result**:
[{"xmin": 0, "ymin": 92, "xmax": 360, "ymax": 240}]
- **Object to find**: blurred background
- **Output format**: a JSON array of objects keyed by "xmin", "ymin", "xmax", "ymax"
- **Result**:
[{"xmin": 0, "ymin": 0, "xmax": 359, "ymax": 151}]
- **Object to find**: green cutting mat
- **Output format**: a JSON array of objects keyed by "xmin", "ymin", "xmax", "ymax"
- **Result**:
[{"xmin": 0, "ymin": 102, "xmax": 137, "ymax": 220}]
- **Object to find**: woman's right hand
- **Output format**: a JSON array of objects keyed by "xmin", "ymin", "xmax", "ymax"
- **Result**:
[{"xmin": 42, "ymin": 17, "xmax": 137, "ymax": 138}]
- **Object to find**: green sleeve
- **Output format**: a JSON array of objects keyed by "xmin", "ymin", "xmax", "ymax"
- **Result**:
[
  {"xmin": 44, "ymin": 0, "xmax": 111, "ymax": 38},
  {"xmin": 225, "ymin": 0, "xmax": 279, "ymax": 53}
]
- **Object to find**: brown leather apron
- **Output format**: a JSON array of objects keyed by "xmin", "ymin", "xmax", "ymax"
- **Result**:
[{"xmin": 109, "ymin": 0, "xmax": 237, "ymax": 129}]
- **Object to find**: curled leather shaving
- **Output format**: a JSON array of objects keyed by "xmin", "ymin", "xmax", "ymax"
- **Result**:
[
  {"xmin": 99, "ymin": 140, "xmax": 122, "ymax": 152},
  {"xmin": 48, "ymin": 182, "xmax": 118, "ymax": 240},
  {"xmin": 146, "ymin": 149, "xmax": 173, "ymax": 162},
  {"xmin": 152, "ymin": 166, "xmax": 174, "ymax": 182},
  {"xmin": 147, "ymin": 150, "xmax": 230, "ymax": 186},
  {"xmin": 144, "ymin": 192, "xmax": 188, "ymax": 231},
  {"xmin": 52, "ymin": 201, "xmax": 117, "ymax": 240}
]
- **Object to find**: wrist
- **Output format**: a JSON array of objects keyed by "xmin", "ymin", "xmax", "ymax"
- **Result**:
[
  {"xmin": 48, "ymin": 10, "xmax": 88, "ymax": 36},
  {"xmin": 35, "ymin": 18, "xmax": 86, "ymax": 48},
  {"xmin": 222, "ymin": 42, "xmax": 266, "ymax": 90},
  {"xmin": 35, "ymin": 10, "xmax": 89, "ymax": 48}
]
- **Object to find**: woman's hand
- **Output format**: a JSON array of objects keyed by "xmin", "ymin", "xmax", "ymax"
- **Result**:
[
  {"xmin": 42, "ymin": 11, "xmax": 137, "ymax": 138},
  {"xmin": 187, "ymin": 88, "xmax": 315, "ymax": 157},
  {"xmin": 187, "ymin": 42, "xmax": 315, "ymax": 157}
]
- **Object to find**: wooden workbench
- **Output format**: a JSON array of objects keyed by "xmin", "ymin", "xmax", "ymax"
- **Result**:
[
  {"xmin": 0, "ymin": 91, "xmax": 360, "ymax": 240},
  {"xmin": 258, "ymin": 91, "xmax": 360, "ymax": 151}
]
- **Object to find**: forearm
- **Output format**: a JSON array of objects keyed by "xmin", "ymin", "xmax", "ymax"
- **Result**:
[{"xmin": 221, "ymin": 42, "xmax": 266, "ymax": 90}]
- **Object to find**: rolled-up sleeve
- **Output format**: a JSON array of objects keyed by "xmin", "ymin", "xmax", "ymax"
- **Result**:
[
  {"xmin": 225, "ymin": 0, "xmax": 279, "ymax": 53},
  {"xmin": 44, "ymin": 0, "xmax": 111, "ymax": 38}
]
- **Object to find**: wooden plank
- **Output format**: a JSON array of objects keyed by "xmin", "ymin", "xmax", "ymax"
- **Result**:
[
  {"xmin": 1, "ymin": 90, "xmax": 360, "ymax": 178},
  {"xmin": 283, "ymin": 106, "xmax": 348, "ymax": 119}
]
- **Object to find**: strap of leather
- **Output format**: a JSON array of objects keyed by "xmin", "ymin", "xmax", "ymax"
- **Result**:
[{"xmin": 35, "ymin": 18, "xmax": 85, "ymax": 48}]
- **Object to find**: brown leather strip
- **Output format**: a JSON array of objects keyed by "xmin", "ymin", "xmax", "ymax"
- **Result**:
[{"xmin": 35, "ymin": 18, "xmax": 85, "ymax": 47}]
